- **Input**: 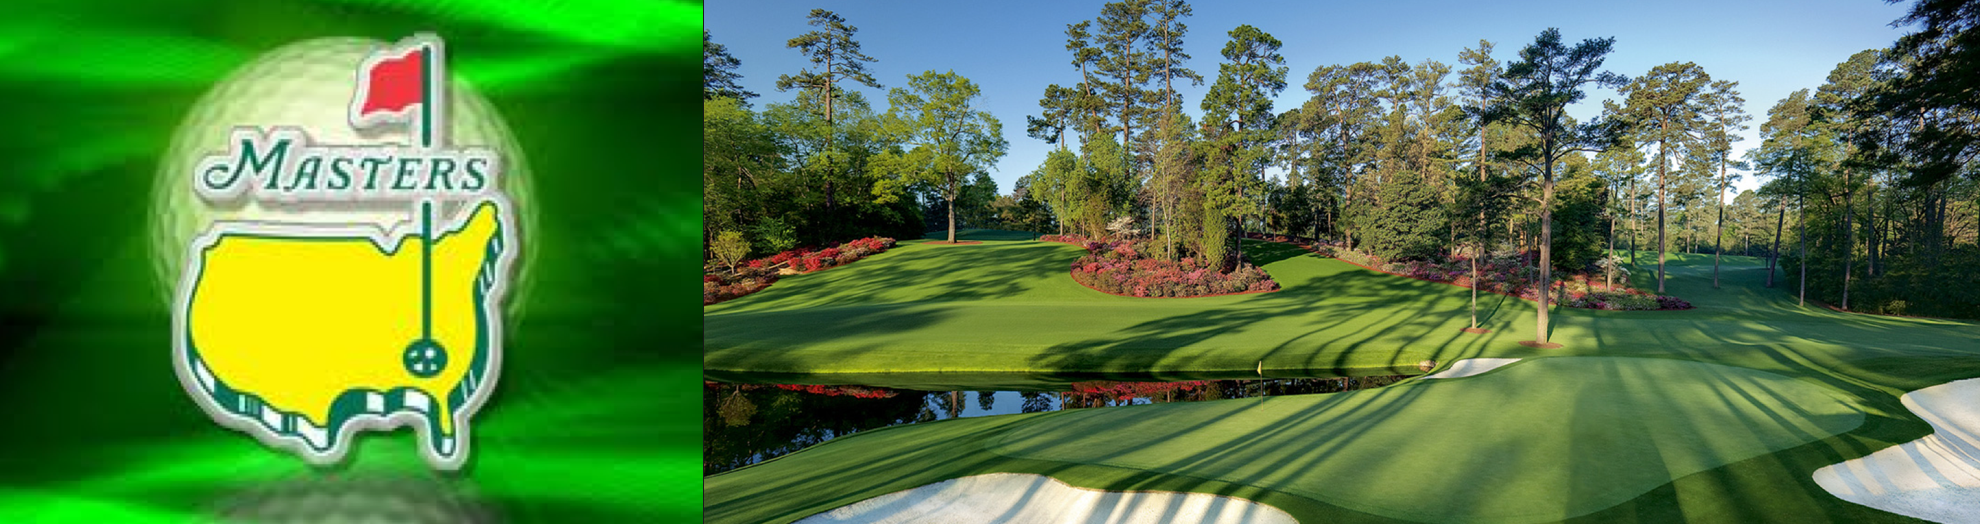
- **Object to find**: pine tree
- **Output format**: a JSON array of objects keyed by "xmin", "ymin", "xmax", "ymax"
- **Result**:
[
  {"xmin": 1619, "ymin": 61, "xmax": 1711, "ymax": 294},
  {"xmin": 1700, "ymin": 79, "xmax": 1749, "ymax": 288},
  {"xmin": 704, "ymin": 30, "xmax": 758, "ymax": 103},
  {"xmin": 1201, "ymin": 25, "xmax": 1288, "ymax": 262},
  {"xmin": 1476, "ymin": 28, "xmax": 1628, "ymax": 348}
]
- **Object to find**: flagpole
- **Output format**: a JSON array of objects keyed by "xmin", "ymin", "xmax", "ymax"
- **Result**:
[{"xmin": 419, "ymin": 41, "xmax": 434, "ymax": 343}]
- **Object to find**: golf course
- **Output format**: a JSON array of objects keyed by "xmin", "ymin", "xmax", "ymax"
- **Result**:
[{"xmin": 705, "ymin": 234, "xmax": 1980, "ymax": 523}]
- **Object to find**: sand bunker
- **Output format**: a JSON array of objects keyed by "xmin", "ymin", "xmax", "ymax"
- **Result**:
[
  {"xmin": 1417, "ymin": 358, "xmax": 1522, "ymax": 380},
  {"xmin": 1814, "ymin": 377, "xmax": 1980, "ymax": 523},
  {"xmin": 793, "ymin": 473, "xmax": 1296, "ymax": 524}
]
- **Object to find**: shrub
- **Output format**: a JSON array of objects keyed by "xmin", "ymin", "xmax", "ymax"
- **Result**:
[
  {"xmin": 705, "ymin": 236, "xmax": 894, "ymax": 305},
  {"xmin": 750, "ymin": 218, "xmax": 798, "ymax": 255},
  {"xmin": 1299, "ymin": 240, "xmax": 1691, "ymax": 310},
  {"xmin": 710, "ymin": 230, "xmax": 751, "ymax": 270},
  {"xmin": 1067, "ymin": 239, "xmax": 1277, "ymax": 298}
]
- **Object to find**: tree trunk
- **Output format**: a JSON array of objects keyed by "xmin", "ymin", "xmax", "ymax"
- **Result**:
[
  {"xmin": 1842, "ymin": 166, "xmax": 1853, "ymax": 310},
  {"xmin": 1782, "ymin": 194, "xmax": 1797, "ymax": 284},
  {"xmin": 1656, "ymin": 137, "xmax": 1669, "ymax": 293},
  {"xmin": 1629, "ymin": 173, "xmax": 1639, "ymax": 267},
  {"xmin": 1472, "ymin": 133, "xmax": 1487, "ymax": 330},
  {"xmin": 1713, "ymin": 157, "xmax": 1728, "ymax": 288},
  {"xmin": 1607, "ymin": 206, "xmax": 1617, "ymax": 290},
  {"xmin": 1538, "ymin": 177, "xmax": 1554, "ymax": 345},
  {"xmin": 947, "ymin": 193, "xmax": 958, "ymax": 243},
  {"xmin": 1535, "ymin": 128, "xmax": 1556, "ymax": 346},
  {"xmin": 1798, "ymin": 192, "xmax": 1807, "ymax": 306}
]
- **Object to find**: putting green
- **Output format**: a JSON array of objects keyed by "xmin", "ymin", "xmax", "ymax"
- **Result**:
[{"xmin": 992, "ymin": 357, "xmax": 1863, "ymax": 523}]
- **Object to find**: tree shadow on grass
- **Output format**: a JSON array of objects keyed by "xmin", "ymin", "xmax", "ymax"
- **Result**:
[
  {"xmin": 1022, "ymin": 245, "xmax": 1520, "ymax": 376},
  {"xmin": 710, "ymin": 241, "xmax": 1087, "ymax": 314}
]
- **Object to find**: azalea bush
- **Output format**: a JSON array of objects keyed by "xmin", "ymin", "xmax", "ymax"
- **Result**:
[
  {"xmin": 703, "ymin": 236, "xmax": 898, "ymax": 305},
  {"xmin": 1306, "ymin": 243, "xmax": 1691, "ymax": 311},
  {"xmin": 755, "ymin": 236, "xmax": 897, "ymax": 275},
  {"xmin": 768, "ymin": 384, "xmax": 898, "ymax": 399},
  {"xmin": 703, "ymin": 265, "xmax": 779, "ymax": 305},
  {"xmin": 1067, "ymin": 380, "xmax": 1210, "ymax": 404},
  {"xmin": 1068, "ymin": 239, "xmax": 1278, "ymax": 298}
]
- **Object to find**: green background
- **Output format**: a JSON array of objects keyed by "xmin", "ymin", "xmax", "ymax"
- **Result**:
[{"xmin": 0, "ymin": 0, "xmax": 702, "ymax": 521}]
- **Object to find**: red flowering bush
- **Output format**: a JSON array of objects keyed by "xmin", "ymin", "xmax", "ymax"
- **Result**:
[
  {"xmin": 1068, "ymin": 239, "xmax": 1278, "ymax": 297},
  {"xmin": 769, "ymin": 384, "xmax": 898, "ymax": 399},
  {"xmin": 1039, "ymin": 234, "xmax": 1090, "ymax": 245},
  {"xmin": 703, "ymin": 236, "xmax": 895, "ymax": 305},
  {"xmin": 702, "ymin": 266, "xmax": 780, "ymax": 305}
]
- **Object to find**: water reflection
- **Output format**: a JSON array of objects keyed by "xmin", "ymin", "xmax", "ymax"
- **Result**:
[{"xmin": 704, "ymin": 375, "xmax": 1412, "ymax": 475}]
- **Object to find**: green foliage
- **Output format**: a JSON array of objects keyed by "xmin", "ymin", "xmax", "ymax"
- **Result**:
[
  {"xmin": 749, "ymin": 217, "xmax": 797, "ymax": 255},
  {"xmin": 1075, "ymin": 135, "xmax": 1134, "ymax": 238},
  {"xmin": 1200, "ymin": 200, "xmax": 1228, "ymax": 268},
  {"xmin": 775, "ymin": 9, "xmax": 882, "ymax": 120},
  {"xmin": 1090, "ymin": 0, "xmax": 1159, "ymax": 147},
  {"xmin": 704, "ymin": 30, "xmax": 757, "ymax": 103},
  {"xmin": 1869, "ymin": 2, "xmax": 1979, "ymax": 182},
  {"xmin": 702, "ymin": 97, "xmax": 779, "ymax": 238},
  {"xmin": 1146, "ymin": 0, "xmax": 1204, "ymax": 109},
  {"xmin": 710, "ymin": 230, "xmax": 751, "ymax": 269},
  {"xmin": 1199, "ymin": 25, "xmax": 1286, "ymax": 236},
  {"xmin": 1150, "ymin": 111, "xmax": 1200, "ymax": 259},
  {"xmin": 956, "ymin": 173, "xmax": 1000, "ymax": 229},
  {"xmin": 872, "ymin": 70, "xmax": 1009, "ymax": 241},
  {"xmin": 1550, "ymin": 160, "xmax": 1608, "ymax": 271},
  {"xmin": 1360, "ymin": 170, "xmax": 1448, "ymax": 261}
]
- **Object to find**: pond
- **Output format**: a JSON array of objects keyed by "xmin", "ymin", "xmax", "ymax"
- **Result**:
[{"xmin": 704, "ymin": 370, "xmax": 1419, "ymax": 475}]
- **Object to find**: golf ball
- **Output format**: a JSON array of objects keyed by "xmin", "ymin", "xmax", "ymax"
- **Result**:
[{"xmin": 153, "ymin": 37, "xmax": 535, "ymax": 314}]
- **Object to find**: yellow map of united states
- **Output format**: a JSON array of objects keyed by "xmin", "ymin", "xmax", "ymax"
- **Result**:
[{"xmin": 175, "ymin": 200, "xmax": 511, "ymax": 468}]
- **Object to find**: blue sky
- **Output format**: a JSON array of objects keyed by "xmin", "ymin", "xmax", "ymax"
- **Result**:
[{"xmin": 706, "ymin": 0, "xmax": 1914, "ymax": 197}]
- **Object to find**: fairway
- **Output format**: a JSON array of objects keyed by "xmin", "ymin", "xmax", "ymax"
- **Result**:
[
  {"xmin": 706, "ymin": 237, "xmax": 1977, "ymax": 380},
  {"xmin": 705, "ymin": 236, "xmax": 1980, "ymax": 523}
]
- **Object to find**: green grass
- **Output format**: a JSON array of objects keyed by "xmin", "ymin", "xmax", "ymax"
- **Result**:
[
  {"xmin": 708, "ymin": 357, "xmax": 1869, "ymax": 523},
  {"xmin": 917, "ymin": 228, "xmax": 1041, "ymax": 242},
  {"xmin": 707, "ymin": 239, "xmax": 1975, "ymax": 379},
  {"xmin": 704, "ymin": 237, "xmax": 1980, "ymax": 523}
]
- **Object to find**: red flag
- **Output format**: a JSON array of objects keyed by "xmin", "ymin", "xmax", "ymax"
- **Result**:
[{"xmin": 355, "ymin": 48, "xmax": 426, "ymax": 118}]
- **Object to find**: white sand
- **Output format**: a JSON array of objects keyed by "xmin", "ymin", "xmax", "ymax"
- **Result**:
[
  {"xmin": 1813, "ymin": 377, "xmax": 1980, "ymax": 523},
  {"xmin": 1417, "ymin": 358, "xmax": 1522, "ymax": 380},
  {"xmin": 793, "ymin": 473, "xmax": 1297, "ymax": 524}
]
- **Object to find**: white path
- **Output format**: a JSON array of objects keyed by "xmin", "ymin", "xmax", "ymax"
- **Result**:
[
  {"xmin": 1814, "ymin": 377, "xmax": 1980, "ymax": 524},
  {"xmin": 1417, "ymin": 358, "xmax": 1523, "ymax": 380},
  {"xmin": 794, "ymin": 473, "xmax": 1297, "ymax": 524}
]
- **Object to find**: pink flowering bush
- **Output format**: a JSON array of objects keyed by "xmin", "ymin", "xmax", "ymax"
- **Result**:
[
  {"xmin": 1068, "ymin": 380, "xmax": 1209, "ymax": 404},
  {"xmin": 1306, "ymin": 243, "xmax": 1691, "ymax": 310},
  {"xmin": 769, "ymin": 384, "xmax": 898, "ymax": 399},
  {"xmin": 1068, "ymin": 239, "xmax": 1278, "ymax": 297}
]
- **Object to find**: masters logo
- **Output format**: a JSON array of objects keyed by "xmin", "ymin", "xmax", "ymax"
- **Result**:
[{"xmin": 168, "ymin": 33, "xmax": 519, "ymax": 470}]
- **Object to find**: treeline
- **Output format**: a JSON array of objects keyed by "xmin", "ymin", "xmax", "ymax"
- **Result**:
[
  {"xmin": 702, "ymin": 10, "xmax": 1011, "ymax": 256},
  {"xmin": 705, "ymin": 1, "xmax": 1979, "ymax": 319},
  {"xmin": 1751, "ymin": 1, "xmax": 1980, "ymax": 318}
]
